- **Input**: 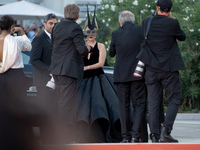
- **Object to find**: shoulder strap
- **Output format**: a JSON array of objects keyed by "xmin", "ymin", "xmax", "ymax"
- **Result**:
[{"xmin": 145, "ymin": 17, "xmax": 153, "ymax": 39}]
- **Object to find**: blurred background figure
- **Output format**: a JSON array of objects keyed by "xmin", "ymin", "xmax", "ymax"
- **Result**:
[
  {"xmin": 0, "ymin": 104, "xmax": 39, "ymax": 150},
  {"xmin": 26, "ymin": 23, "xmax": 37, "ymax": 40}
]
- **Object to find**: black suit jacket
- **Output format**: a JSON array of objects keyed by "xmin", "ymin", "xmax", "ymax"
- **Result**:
[
  {"xmin": 49, "ymin": 19, "xmax": 88, "ymax": 80},
  {"xmin": 109, "ymin": 22, "xmax": 144, "ymax": 83},
  {"xmin": 137, "ymin": 15, "xmax": 186, "ymax": 72},
  {"xmin": 30, "ymin": 31, "xmax": 52, "ymax": 87}
]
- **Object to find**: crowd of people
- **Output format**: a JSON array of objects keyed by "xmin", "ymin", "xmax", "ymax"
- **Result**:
[{"xmin": 0, "ymin": 0, "xmax": 186, "ymax": 146}]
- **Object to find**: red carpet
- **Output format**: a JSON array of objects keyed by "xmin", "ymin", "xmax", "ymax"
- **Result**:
[{"xmin": 41, "ymin": 143, "xmax": 200, "ymax": 150}]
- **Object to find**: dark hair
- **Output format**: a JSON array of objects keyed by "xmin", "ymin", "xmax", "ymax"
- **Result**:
[
  {"xmin": 44, "ymin": 13, "xmax": 58, "ymax": 23},
  {"xmin": 157, "ymin": 0, "xmax": 172, "ymax": 13},
  {"xmin": 0, "ymin": 15, "xmax": 15, "ymax": 31},
  {"xmin": 64, "ymin": 4, "xmax": 79, "ymax": 20}
]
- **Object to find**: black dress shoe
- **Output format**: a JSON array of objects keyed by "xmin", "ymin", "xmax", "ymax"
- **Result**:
[
  {"xmin": 120, "ymin": 138, "xmax": 130, "ymax": 143},
  {"xmin": 150, "ymin": 134, "xmax": 159, "ymax": 143},
  {"xmin": 131, "ymin": 138, "xmax": 140, "ymax": 143},
  {"xmin": 160, "ymin": 126, "xmax": 178, "ymax": 143}
]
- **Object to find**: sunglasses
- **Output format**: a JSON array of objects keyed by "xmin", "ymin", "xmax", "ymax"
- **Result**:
[{"xmin": 86, "ymin": 30, "xmax": 96, "ymax": 34}]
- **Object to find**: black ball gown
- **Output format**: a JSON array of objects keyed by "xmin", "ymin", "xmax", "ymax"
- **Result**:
[{"xmin": 71, "ymin": 42, "xmax": 122, "ymax": 143}]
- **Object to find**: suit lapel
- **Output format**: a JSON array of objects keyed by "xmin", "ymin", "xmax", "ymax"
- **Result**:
[{"xmin": 43, "ymin": 32, "xmax": 51, "ymax": 44}]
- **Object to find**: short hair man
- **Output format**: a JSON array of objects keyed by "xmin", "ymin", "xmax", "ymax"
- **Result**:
[
  {"xmin": 30, "ymin": 13, "xmax": 58, "ymax": 144},
  {"xmin": 137, "ymin": 0, "xmax": 186, "ymax": 142},
  {"xmin": 109, "ymin": 11, "xmax": 147, "ymax": 143},
  {"xmin": 49, "ymin": 4, "xmax": 89, "ymax": 143}
]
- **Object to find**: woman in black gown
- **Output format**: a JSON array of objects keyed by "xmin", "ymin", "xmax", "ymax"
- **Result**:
[{"xmin": 70, "ymin": 8, "xmax": 122, "ymax": 143}]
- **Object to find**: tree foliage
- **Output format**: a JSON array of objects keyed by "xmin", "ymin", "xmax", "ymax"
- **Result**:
[{"xmin": 95, "ymin": 0, "xmax": 200, "ymax": 110}]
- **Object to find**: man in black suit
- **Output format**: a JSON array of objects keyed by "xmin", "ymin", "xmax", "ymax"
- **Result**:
[
  {"xmin": 109, "ymin": 11, "xmax": 147, "ymax": 143},
  {"xmin": 137, "ymin": 0, "xmax": 186, "ymax": 143},
  {"xmin": 30, "ymin": 13, "xmax": 58, "ymax": 144},
  {"xmin": 49, "ymin": 4, "xmax": 89, "ymax": 143}
]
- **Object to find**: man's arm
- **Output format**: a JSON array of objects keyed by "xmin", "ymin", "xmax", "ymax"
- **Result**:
[
  {"xmin": 72, "ymin": 26, "xmax": 88, "ymax": 57},
  {"xmin": 30, "ymin": 36, "xmax": 49, "ymax": 71},
  {"xmin": 174, "ymin": 19, "xmax": 186, "ymax": 41},
  {"xmin": 109, "ymin": 32, "xmax": 116, "ymax": 57}
]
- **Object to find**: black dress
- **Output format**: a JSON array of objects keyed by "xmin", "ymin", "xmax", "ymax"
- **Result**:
[{"xmin": 71, "ymin": 43, "xmax": 122, "ymax": 143}]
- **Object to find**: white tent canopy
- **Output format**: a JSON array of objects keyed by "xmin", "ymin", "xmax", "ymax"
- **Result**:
[{"xmin": 0, "ymin": 0, "xmax": 64, "ymax": 20}]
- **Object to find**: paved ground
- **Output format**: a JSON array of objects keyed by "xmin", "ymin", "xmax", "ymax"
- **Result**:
[
  {"xmin": 33, "ymin": 113, "xmax": 200, "ymax": 144},
  {"xmin": 170, "ymin": 113, "xmax": 200, "ymax": 143},
  {"xmin": 146, "ymin": 113, "xmax": 200, "ymax": 143},
  {"xmin": 172, "ymin": 120, "xmax": 200, "ymax": 143}
]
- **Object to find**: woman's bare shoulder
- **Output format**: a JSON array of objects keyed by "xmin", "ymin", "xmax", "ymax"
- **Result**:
[{"xmin": 97, "ymin": 42, "xmax": 105, "ymax": 49}]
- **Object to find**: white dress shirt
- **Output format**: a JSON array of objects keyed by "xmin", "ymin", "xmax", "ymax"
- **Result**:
[
  {"xmin": 44, "ymin": 29, "xmax": 51, "ymax": 39},
  {"xmin": 0, "ymin": 34, "xmax": 32, "ymax": 73}
]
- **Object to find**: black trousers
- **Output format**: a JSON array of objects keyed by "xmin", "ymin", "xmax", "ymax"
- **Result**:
[
  {"xmin": 0, "ymin": 69, "xmax": 25, "ymax": 111},
  {"xmin": 145, "ymin": 71, "xmax": 181, "ymax": 137},
  {"xmin": 53, "ymin": 75, "xmax": 77, "ymax": 143},
  {"xmin": 116, "ymin": 80, "xmax": 147, "ymax": 140}
]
